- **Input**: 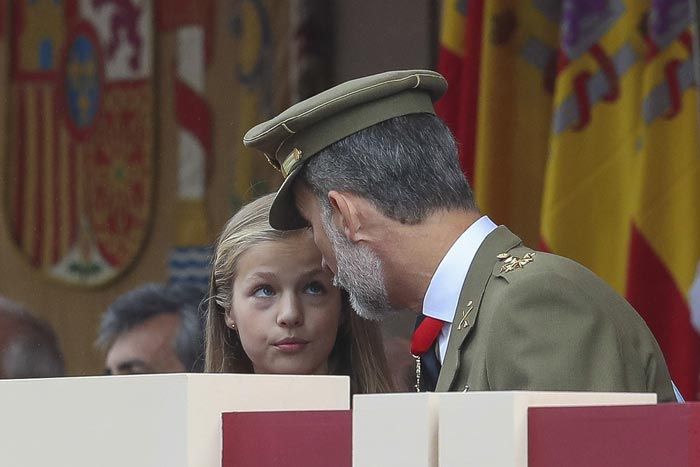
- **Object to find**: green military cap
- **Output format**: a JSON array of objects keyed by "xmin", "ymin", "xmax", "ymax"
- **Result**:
[{"xmin": 243, "ymin": 69, "xmax": 448, "ymax": 230}]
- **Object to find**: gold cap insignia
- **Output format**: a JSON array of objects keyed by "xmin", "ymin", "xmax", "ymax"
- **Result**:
[{"xmin": 281, "ymin": 148, "xmax": 303, "ymax": 178}]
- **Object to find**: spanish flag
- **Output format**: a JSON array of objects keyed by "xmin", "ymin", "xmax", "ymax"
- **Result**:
[
  {"xmin": 435, "ymin": 0, "xmax": 483, "ymax": 187},
  {"xmin": 625, "ymin": 1, "xmax": 700, "ymax": 400},
  {"xmin": 540, "ymin": 1, "xmax": 700, "ymax": 399},
  {"xmin": 436, "ymin": 0, "xmax": 558, "ymax": 245},
  {"xmin": 540, "ymin": 1, "xmax": 647, "ymax": 292}
]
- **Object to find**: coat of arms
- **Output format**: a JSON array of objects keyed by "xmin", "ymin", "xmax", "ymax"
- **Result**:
[{"xmin": 5, "ymin": 0, "xmax": 155, "ymax": 286}]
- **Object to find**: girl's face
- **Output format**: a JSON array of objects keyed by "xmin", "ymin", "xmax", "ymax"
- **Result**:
[{"xmin": 227, "ymin": 233, "xmax": 342, "ymax": 375}]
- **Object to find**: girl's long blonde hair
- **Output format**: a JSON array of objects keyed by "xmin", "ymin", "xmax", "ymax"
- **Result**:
[{"xmin": 205, "ymin": 193, "xmax": 394, "ymax": 394}]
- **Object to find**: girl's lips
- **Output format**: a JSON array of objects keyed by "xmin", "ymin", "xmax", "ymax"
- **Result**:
[
  {"xmin": 273, "ymin": 338, "xmax": 309, "ymax": 353},
  {"xmin": 274, "ymin": 342, "xmax": 307, "ymax": 352}
]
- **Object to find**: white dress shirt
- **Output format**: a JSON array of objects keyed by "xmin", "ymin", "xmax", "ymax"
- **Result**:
[{"xmin": 422, "ymin": 216, "xmax": 497, "ymax": 363}]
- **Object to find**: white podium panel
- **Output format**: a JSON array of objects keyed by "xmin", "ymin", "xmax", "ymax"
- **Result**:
[
  {"xmin": 439, "ymin": 391, "xmax": 657, "ymax": 467},
  {"xmin": 353, "ymin": 393, "xmax": 440, "ymax": 467},
  {"xmin": 0, "ymin": 373, "xmax": 349, "ymax": 467}
]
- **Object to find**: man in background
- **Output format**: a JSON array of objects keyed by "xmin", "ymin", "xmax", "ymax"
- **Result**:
[
  {"xmin": 0, "ymin": 297, "xmax": 65, "ymax": 379},
  {"xmin": 97, "ymin": 283, "xmax": 205, "ymax": 375}
]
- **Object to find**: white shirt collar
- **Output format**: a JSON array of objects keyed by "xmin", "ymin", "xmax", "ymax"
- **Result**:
[{"xmin": 422, "ymin": 216, "xmax": 497, "ymax": 323}]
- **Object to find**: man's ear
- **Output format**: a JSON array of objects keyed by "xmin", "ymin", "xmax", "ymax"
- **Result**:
[{"xmin": 328, "ymin": 190, "xmax": 364, "ymax": 242}]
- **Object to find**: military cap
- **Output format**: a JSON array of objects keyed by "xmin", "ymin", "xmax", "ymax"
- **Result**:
[{"xmin": 243, "ymin": 69, "xmax": 448, "ymax": 230}]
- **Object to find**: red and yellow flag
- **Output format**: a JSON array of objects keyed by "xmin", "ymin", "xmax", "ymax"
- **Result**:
[
  {"xmin": 436, "ymin": 0, "xmax": 558, "ymax": 245},
  {"xmin": 540, "ymin": 0, "xmax": 700, "ymax": 399},
  {"xmin": 540, "ymin": 0, "xmax": 647, "ymax": 292},
  {"xmin": 441, "ymin": 0, "xmax": 700, "ymax": 399},
  {"xmin": 435, "ymin": 0, "xmax": 484, "ymax": 186},
  {"xmin": 626, "ymin": 0, "xmax": 700, "ymax": 399}
]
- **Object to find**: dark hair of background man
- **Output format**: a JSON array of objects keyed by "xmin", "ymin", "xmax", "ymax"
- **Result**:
[{"xmin": 97, "ymin": 283, "xmax": 206, "ymax": 373}]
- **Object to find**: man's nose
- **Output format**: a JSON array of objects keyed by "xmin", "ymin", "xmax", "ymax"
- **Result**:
[{"xmin": 321, "ymin": 257, "xmax": 336, "ymax": 275}]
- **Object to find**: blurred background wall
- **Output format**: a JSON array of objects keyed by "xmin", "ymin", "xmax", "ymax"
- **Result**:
[{"xmin": 0, "ymin": 0, "xmax": 435, "ymax": 376}]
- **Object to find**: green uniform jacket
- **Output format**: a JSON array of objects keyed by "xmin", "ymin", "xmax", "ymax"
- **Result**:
[{"xmin": 435, "ymin": 226, "xmax": 676, "ymax": 403}]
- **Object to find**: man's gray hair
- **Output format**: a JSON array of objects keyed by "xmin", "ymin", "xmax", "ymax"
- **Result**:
[
  {"xmin": 97, "ymin": 283, "xmax": 206, "ymax": 372},
  {"xmin": 0, "ymin": 297, "xmax": 65, "ymax": 379},
  {"xmin": 300, "ymin": 113, "xmax": 476, "ymax": 223}
]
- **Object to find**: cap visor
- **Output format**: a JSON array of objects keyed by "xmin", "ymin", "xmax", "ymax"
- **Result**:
[{"xmin": 269, "ymin": 166, "xmax": 308, "ymax": 230}]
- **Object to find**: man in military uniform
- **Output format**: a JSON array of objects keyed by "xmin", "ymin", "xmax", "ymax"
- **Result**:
[{"xmin": 243, "ymin": 69, "xmax": 676, "ymax": 402}]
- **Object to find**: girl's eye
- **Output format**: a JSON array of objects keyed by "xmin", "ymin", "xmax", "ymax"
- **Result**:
[
  {"xmin": 252, "ymin": 285, "xmax": 275, "ymax": 298},
  {"xmin": 305, "ymin": 281, "xmax": 326, "ymax": 295}
]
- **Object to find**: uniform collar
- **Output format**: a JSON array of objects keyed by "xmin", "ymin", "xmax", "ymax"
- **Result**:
[{"xmin": 422, "ymin": 216, "xmax": 497, "ymax": 323}]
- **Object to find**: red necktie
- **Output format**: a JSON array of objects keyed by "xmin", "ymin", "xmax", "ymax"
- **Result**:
[
  {"xmin": 411, "ymin": 315, "xmax": 445, "ymax": 391},
  {"xmin": 411, "ymin": 315, "xmax": 445, "ymax": 356}
]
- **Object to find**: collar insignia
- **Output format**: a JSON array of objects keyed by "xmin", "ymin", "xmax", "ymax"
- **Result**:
[
  {"xmin": 457, "ymin": 300, "xmax": 474, "ymax": 331},
  {"xmin": 498, "ymin": 252, "xmax": 536, "ymax": 274}
]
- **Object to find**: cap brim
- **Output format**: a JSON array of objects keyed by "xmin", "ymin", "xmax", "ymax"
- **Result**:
[{"xmin": 269, "ymin": 166, "xmax": 308, "ymax": 230}]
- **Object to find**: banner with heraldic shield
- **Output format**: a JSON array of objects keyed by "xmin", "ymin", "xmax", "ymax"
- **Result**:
[{"xmin": 6, "ymin": 0, "xmax": 155, "ymax": 286}]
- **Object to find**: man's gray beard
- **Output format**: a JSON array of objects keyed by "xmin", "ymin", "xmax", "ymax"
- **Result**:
[{"xmin": 322, "ymin": 217, "xmax": 393, "ymax": 322}]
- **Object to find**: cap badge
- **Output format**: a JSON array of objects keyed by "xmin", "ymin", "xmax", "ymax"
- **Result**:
[{"xmin": 281, "ymin": 148, "xmax": 303, "ymax": 178}]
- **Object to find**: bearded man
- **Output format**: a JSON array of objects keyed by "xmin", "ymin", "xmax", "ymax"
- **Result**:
[{"xmin": 243, "ymin": 69, "xmax": 676, "ymax": 402}]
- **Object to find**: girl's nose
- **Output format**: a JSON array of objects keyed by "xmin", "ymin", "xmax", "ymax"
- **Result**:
[{"xmin": 276, "ymin": 293, "xmax": 304, "ymax": 328}]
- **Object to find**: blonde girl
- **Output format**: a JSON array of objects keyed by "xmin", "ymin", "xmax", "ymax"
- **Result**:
[{"xmin": 206, "ymin": 193, "xmax": 394, "ymax": 394}]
